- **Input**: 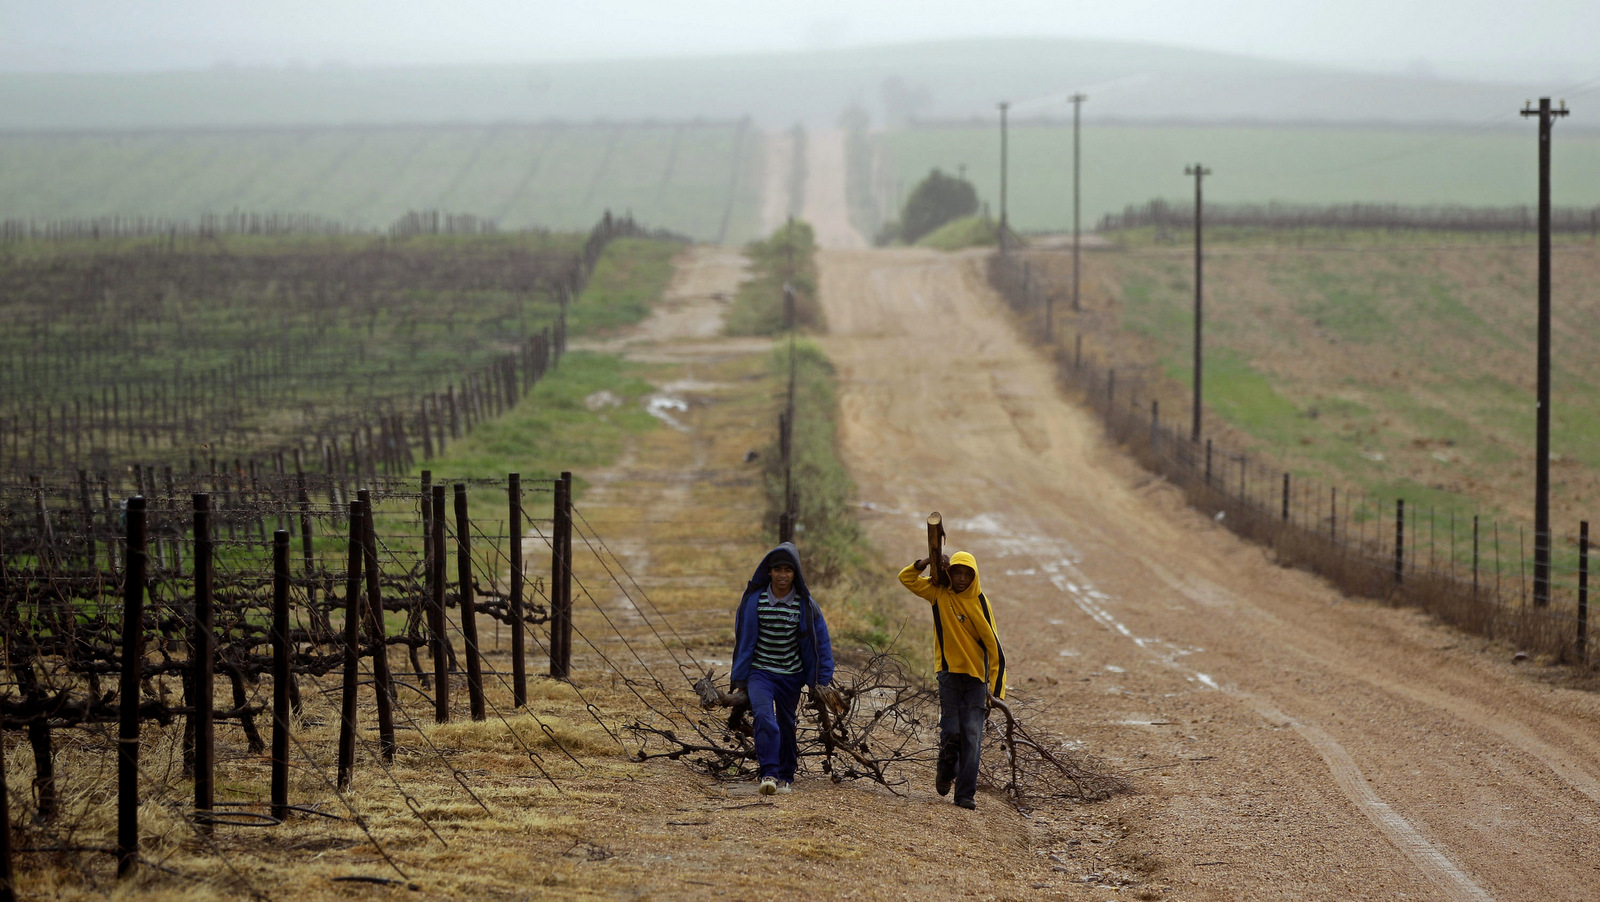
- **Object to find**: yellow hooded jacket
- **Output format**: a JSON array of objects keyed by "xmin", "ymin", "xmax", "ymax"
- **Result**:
[{"xmin": 898, "ymin": 551, "xmax": 1007, "ymax": 699}]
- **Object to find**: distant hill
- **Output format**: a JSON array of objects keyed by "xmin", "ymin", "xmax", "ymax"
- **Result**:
[{"xmin": 0, "ymin": 38, "xmax": 1577, "ymax": 132}]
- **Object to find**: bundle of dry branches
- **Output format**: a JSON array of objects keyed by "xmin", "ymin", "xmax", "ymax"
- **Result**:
[{"xmin": 631, "ymin": 652, "xmax": 1129, "ymax": 807}]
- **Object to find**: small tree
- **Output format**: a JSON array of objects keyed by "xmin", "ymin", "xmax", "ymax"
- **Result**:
[{"xmin": 901, "ymin": 169, "xmax": 979, "ymax": 244}]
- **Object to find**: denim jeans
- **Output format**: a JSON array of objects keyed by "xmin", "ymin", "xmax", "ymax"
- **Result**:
[
  {"xmin": 747, "ymin": 669, "xmax": 806, "ymax": 781},
  {"xmin": 937, "ymin": 671, "xmax": 988, "ymax": 804}
]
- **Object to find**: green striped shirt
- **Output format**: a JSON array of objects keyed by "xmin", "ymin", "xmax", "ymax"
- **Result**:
[{"xmin": 753, "ymin": 590, "xmax": 803, "ymax": 674}]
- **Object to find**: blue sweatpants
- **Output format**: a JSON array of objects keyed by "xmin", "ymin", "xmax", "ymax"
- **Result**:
[{"xmin": 747, "ymin": 669, "xmax": 806, "ymax": 781}]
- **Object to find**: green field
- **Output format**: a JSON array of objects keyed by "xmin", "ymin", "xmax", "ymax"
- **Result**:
[
  {"xmin": 880, "ymin": 124, "xmax": 1600, "ymax": 233},
  {"xmin": 0, "ymin": 121, "xmax": 765, "ymax": 243},
  {"xmin": 1027, "ymin": 231, "xmax": 1600, "ymax": 550}
]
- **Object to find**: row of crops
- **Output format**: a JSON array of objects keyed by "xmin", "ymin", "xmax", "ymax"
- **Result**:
[
  {"xmin": 0, "ymin": 119, "xmax": 766, "ymax": 243},
  {"xmin": 0, "ymin": 212, "xmax": 680, "ymax": 479}
]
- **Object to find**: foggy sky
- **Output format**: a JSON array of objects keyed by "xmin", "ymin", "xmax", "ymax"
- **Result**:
[{"xmin": 3, "ymin": 0, "xmax": 1598, "ymax": 84}]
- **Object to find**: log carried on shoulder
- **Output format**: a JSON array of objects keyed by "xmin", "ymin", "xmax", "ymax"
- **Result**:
[{"xmin": 927, "ymin": 511, "xmax": 948, "ymax": 587}]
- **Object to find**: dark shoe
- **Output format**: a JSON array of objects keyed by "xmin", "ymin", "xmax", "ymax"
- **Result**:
[
  {"xmin": 935, "ymin": 740, "xmax": 958, "ymax": 797},
  {"xmin": 955, "ymin": 798, "xmax": 976, "ymax": 810}
]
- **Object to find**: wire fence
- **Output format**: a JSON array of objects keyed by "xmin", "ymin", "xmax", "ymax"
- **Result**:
[
  {"xmin": 990, "ymin": 252, "xmax": 1594, "ymax": 666},
  {"xmin": 0, "ymin": 468, "xmax": 734, "ymax": 893},
  {"xmin": 1098, "ymin": 198, "xmax": 1600, "ymax": 236}
]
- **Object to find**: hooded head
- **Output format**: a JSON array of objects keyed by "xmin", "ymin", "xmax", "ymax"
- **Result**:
[
  {"xmin": 743, "ymin": 541, "xmax": 811, "ymax": 602},
  {"xmin": 946, "ymin": 550, "xmax": 981, "ymax": 598}
]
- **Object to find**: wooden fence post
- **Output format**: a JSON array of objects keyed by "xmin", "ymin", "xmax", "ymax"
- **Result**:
[
  {"xmin": 454, "ymin": 484, "xmax": 486, "ymax": 721},
  {"xmin": 271, "ymin": 529, "xmax": 291, "ymax": 820},
  {"xmin": 0, "ymin": 729, "xmax": 12, "ymax": 902},
  {"xmin": 336, "ymin": 500, "xmax": 364, "ymax": 790},
  {"xmin": 431, "ymin": 484, "xmax": 451, "ymax": 722},
  {"xmin": 117, "ymin": 496, "xmax": 147, "ymax": 879},
  {"xmin": 358, "ymin": 493, "xmax": 396, "ymax": 761},
  {"xmin": 550, "ymin": 472, "xmax": 573, "ymax": 680},
  {"xmin": 296, "ymin": 471, "xmax": 316, "ymax": 621},
  {"xmin": 192, "ymin": 494, "xmax": 215, "ymax": 828},
  {"xmin": 1394, "ymin": 499, "xmax": 1405, "ymax": 586},
  {"xmin": 510, "ymin": 474, "xmax": 527, "ymax": 707},
  {"xmin": 419, "ymin": 472, "xmax": 434, "ymax": 691},
  {"xmin": 1579, "ymin": 521, "xmax": 1589, "ymax": 662}
]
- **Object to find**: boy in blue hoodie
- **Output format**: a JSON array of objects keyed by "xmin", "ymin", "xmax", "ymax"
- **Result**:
[{"xmin": 730, "ymin": 542, "xmax": 835, "ymax": 795}]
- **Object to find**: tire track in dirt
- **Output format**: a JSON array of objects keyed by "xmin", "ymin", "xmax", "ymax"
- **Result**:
[
  {"xmin": 817, "ymin": 246, "xmax": 1600, "ymax": 900},
  {"xmin": 957, "ymin": 509, "xmax": 1493, "ymax": 900}
]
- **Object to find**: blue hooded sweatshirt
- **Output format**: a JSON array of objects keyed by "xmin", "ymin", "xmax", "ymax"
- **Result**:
[{"xmin": 730, "ymin": 542, "xmax": 834, "ymax": 690}]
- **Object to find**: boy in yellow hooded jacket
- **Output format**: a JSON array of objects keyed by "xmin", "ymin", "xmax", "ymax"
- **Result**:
[{"xmin": 899, "ymin": 550, "xmax": 1006, "ymax": 809}]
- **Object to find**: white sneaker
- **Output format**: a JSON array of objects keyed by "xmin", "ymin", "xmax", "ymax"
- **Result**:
[
  {"xmin": 758, "ymin": 778, "xmax": 778, "ymax": 795},
  {"xmin": 775, "ymin": 780, "xmax": 792, "ymax": 794}
]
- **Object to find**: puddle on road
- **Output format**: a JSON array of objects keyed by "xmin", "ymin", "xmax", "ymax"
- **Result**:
[{"xmin": 645, "ymin": 395, "xmax": 690, "ymax": 431}]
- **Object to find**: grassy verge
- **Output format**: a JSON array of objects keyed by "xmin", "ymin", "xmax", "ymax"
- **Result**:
[
  {"xmin": 765, "ymin": 338, "xmax": 934, "ymax": 674},
  {"xmin": 563, "ymin": 237, "xmax": 682, "ymax": 336},
  {"xmin": 723, "ymin": 219, "xmax": 821, "ymax": 335},
  {"xmin": 916, "ymin": 214, "xmax": 997, "ymax": 251}
]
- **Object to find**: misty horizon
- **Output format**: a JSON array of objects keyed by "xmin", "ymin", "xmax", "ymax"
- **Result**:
[{"xmin": 4, "ymin": 1, "xmax": 1599, "ymax": 87}]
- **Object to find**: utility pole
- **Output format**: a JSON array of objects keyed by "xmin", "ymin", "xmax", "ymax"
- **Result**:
[
  {"xmin": 1185, "ymin": 164, "xmax": 1211, "ymax": 444},
  {"xmin": 1070, "ymin": 93, "xmax": 1087, "ymax": 313},
  {"xmin": 1522, "ymin": 96, "xmax": 1568, "ymax": 608},
  {"xmin": 998, "ymin": 101, "xmax": 1010, "ymax": 253}
]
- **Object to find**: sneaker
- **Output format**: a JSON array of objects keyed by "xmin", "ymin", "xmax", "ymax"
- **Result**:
[
  {"xmin": 775, "ymin": 780, "xmax": 792, "ymax": 794},
  {"xmin": 935, "ymin": 740, "xmax": 958, "ymax": 797},
  {"xmin": 954, "ymin": 798, "xmax": 976, "ymax": 810},
  {"xmin": 758, "ymin": 777, "xmax": 778, "ymax": 795}
]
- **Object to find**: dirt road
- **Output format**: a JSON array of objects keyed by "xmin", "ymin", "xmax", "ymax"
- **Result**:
[{"xmin": 816, "ymin": 246, "xmax": 1600, "ymax": 900}]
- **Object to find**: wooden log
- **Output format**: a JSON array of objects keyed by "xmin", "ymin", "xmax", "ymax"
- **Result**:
[{"xmin": 927, "ymin": 512, "xmax": 948, "ymax": 587}]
